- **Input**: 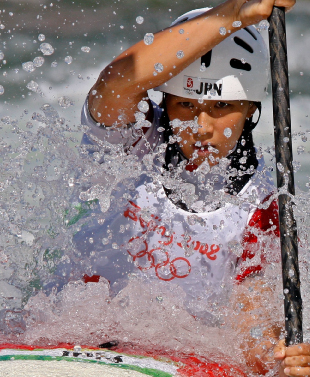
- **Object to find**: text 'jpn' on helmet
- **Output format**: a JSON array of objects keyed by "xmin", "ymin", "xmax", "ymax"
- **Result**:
[{"xmin": 155, "ymin": 8, "xmax": 269, "ymax": 102}]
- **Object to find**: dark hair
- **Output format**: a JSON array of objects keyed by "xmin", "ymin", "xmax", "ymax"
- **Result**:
[{"xmin": 160, "ymin": 94, "xmax": 260, "ymax": 198}]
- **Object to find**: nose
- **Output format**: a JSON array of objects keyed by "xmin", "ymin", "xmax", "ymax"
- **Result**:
[{"xmin": 196, "ymin": 111, "xmax": 213, "ymax": 136}]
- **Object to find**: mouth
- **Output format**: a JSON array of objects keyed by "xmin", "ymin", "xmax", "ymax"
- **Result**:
[{"xmin": 193, "ymin": 142, "xmax": 219, "ymax": 156}]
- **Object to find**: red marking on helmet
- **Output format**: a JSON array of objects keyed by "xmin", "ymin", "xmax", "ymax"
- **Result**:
[{"xmin": 186, "ymin": 77, "xmax": 194, "ymax": 88}]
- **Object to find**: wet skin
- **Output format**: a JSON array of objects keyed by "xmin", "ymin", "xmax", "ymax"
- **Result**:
[{"xmin": 165, "ymin": 94, "xmax": 257, "ymax": 167}]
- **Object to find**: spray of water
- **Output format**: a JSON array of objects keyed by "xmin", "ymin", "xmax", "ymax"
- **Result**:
[
  {"xmin": 0, "ymin": 3, "xmax": 310, "ymax": 376},
  {"xmin": 2, "ymin": 102, "xmax": 309, "ymax": 377}
]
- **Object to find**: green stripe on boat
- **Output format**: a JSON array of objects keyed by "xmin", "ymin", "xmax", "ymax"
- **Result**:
[
  {"xmin": 0, "ymin": 348, "xmax": 177, "ymax": 377},
  {"xmin": 0, "ymin": 355, "xmax": 173, "ymax": 377}
]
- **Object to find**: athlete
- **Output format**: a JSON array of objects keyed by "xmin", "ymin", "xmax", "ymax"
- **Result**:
[{"xmin": 78, "ymin": 0, "xmax": 310, "ymax": 375}]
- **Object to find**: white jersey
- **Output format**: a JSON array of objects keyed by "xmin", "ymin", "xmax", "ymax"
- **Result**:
[{"xmin": 72, "ymin": 99, "xmax": 280, "ymax": 322}]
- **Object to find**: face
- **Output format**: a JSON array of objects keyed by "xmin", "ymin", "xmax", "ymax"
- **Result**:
[{"xmin": 165, "ymin": 95, "xmax": 257, "ymax": 167}]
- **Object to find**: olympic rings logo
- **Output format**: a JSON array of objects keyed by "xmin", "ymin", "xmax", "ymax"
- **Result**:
[
  {"xmin": 156, "ymin": 256, "xmax": 191, "ymax": 281},
  {"xmin": 127, "ymin": 238, "xmax": 191, "ymax": 281}
]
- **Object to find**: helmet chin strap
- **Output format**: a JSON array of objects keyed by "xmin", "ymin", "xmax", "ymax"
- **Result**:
[{"xmin": 247, "ymin": 102, "xmax": 262, "ymax": 132}]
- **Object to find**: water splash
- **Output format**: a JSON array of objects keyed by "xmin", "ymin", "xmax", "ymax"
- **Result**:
[{"xmin": 0, "ymin": 5, "xmax": 310, "ymax": 376}]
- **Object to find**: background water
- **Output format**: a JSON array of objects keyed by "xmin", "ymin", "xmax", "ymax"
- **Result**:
[{"xmin": 0, "ymin": 0, "xmax": 310, "ymax": 373}]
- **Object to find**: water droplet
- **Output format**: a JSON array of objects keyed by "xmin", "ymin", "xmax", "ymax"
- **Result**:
[
  {"xmin": 258, "ymin": 20, "xmax": 269, "ymax": 30},
  {"xmin": 198, "ymin": 98, "xmax": 204, "ymax": 104},
  {"xmin": 64, "ymin": 56, "xmax": 73, "ymax": 64},
  {"xmin": 134, "ymin": 119, "xmax": 152, "ymax": 129},
  {"xmin": 224, "ymin": 128, "xmax": 232, "ymax": 138},
  {"xmin": 68, "ymin": 178, "xmax": 75, "ymax": 187},
  {"xmin": 81, "ymin": 46, "xmax": 91, "ymax": 53},
  {"xmin": 283, "ymin": 137, "xmax": 289, "ymax": 143},
  {"xmin": 301, "ymin": 135, "xmax": 307, "ymax": 142},
  {"xmin": 134, "ymin": 111, "xmax": 145, "ymax": 122},
  {"xmin": 89, "ymin": 237, "xmax": 94, "ymax": 244},
  {"xmin": 154, "ymin": 62, "xmax": 164, "ymax": 72},
  {"xmin": 0, "ymin": 51, "xmax": 4, "ymax": 60},
  {"xmin": 120, "ymin": 25, "xmax": 124, "ymax": 29},
  {"xmin": 232, "ymin": 21, "xmax": 242, "ymax": 28},
  {"xmin": 200, "ymin": 63, "xmax": 206, "ymax": 72},
  {"xmin": 219, "ymin": 27, "xmax": 227, "ymax": 36},
  {"xmin": 156, "ymin": 296, "xmax": 163, "ymax": 303},
  {"xmin": 293, "ymin": 161, "xmax": 301, "ymax": 172},
  {"xmin": 40, "ymin": 42, "xmax": 54, "ymax": 55},
  {"xmin": 209, "ymin": 89, "xmax": 217, "ymax": 96},
  {"xmin": 22, "ymin": 61, "xmax": 35, "ymax": 73},
  {"xmin": 144, "ymin": 33, "xmax": 154, "ymax": 45},
  {"xmin": 102, "ymin": 238, "xmax": 109, "ymax": 245},
  {"xmin": 0, "ymin": 24, "xmax": 5, "ymax": 30},
  {"xmin": 227, "ymin": 240, "xmax": 242, "ymax": 257},
  {"xmin": 297, "ymin": 146, "xmax": 304, "ymax": 155},
  {"xmin": 176, "ymin": 50, "xmax": 184, "ymax": 59},
  {"xmin": 38, "ymin": 33, "xmax": 45, "ymax": 41},
  {"xmin": 179, "ymin": 28, "xmax": 184, "ymax": 34},
  {"xmin": 51, "ymin": 61, "xmax": 58, "ymax": 68},
  {"xmin": 284, "ymin": 288, "xmax": 289, "ymax": 294},
  {"xmin": 136, "ymin": 16, "xmax": 144, "ymax": 24},
  {"xmin": 277, "ymin": 162, "xmax": 284, "ymax": 172},
  {"xmin": 112, "ymin": 243, "xmax": 119, "ymax": 249},
  {"xmin": 241, "ymin": 58, "xmax": 246, "ymax": 64},
  {"xmin": 137, "ymin": 100, "xmax": 149, "ymax": 113},
  {"xmin": 300, "ymin": 72, "xmax": 304, "ymax": 76},
  {"xmin": 250, "ymin": 326, "xmax": 263, "ymax": 339},
  {"xmin": 0, "ymin": 85, "xmax": 4, "ymax": 95},
  {"xmin": 33, "ymin": 56, "xmax": 45, "ymax": 67},
  {"xmin": 26, "ymin": 80, "xmax": 39, "ymax": 92},
  {"xmin": 58, "ymin": 96, "xmax": 74, "ymax": 108}
]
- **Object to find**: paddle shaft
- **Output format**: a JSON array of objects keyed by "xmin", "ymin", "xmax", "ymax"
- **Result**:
[{"xmin": 268, "ymin": 7, "xmax": 303, "ymax": 345}]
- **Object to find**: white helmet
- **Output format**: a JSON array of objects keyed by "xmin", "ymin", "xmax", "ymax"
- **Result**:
[{"xmin": 155, "ymin": 8, "xmax": 269, "ymax": 101}]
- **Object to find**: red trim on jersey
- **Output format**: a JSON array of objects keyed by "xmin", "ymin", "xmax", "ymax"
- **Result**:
[
  {"xmin": 83, "ymin": 274, "xmax": 101, "ymax": 283},
  {"xmin": 236, "ymin": 195, "xmax": 279, "ymax": 282}
]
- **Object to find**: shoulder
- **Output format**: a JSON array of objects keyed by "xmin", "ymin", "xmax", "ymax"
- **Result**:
[
  {"xmin": 235, "ymin": 195, "xmax": 279, "ymax": 282},
  {"xmin": 238, "ymin": 157, "xmax": 275, "ymax": 201},
  {"xmin": 235, "ymin": 160, "xmax": 279, "ymax": 283},
  {"xmin": 80, "ymin": 97, "xmax": 165, "ymax": 154},
  {"xmin": 248, "ymin": 195, "xmax": 279, "ymax": 233}
]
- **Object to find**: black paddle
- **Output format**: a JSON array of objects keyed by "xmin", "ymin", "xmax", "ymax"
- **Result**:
[{"xmin": 268, "ymin": 7, "xmax": 303, "ymax": 345}]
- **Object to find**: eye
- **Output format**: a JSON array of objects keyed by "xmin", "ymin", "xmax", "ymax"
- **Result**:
[
  {"xmin": 179, "ymin": 101, "xmax": 194, "ymax": 108},
  {"xmin": 215, "ymin": 101, "xmax": 229, "ymax": 108}
]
